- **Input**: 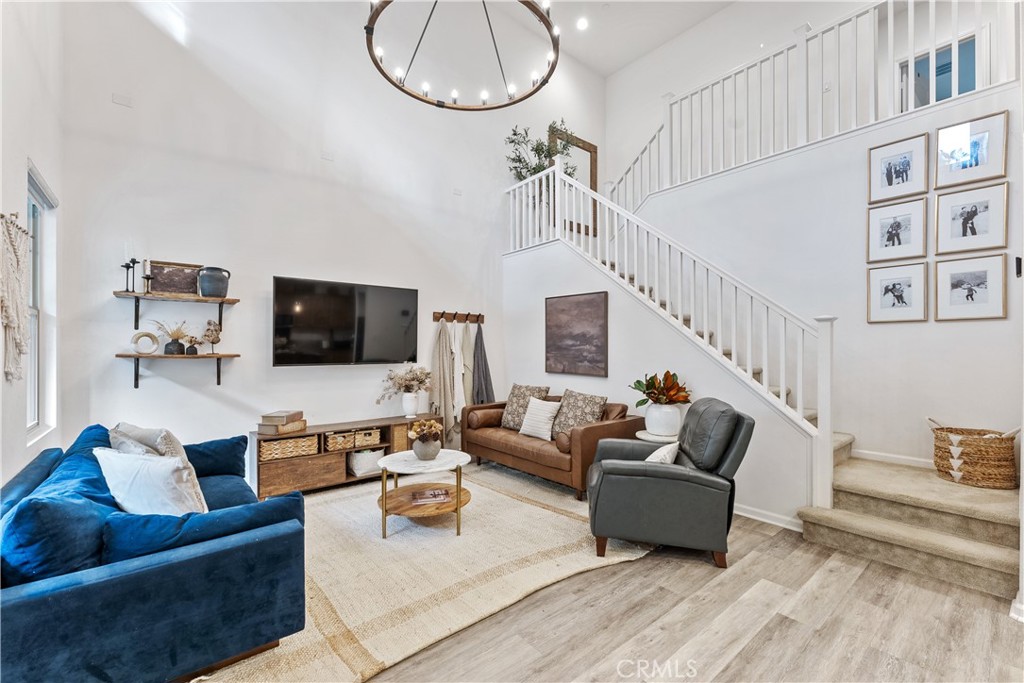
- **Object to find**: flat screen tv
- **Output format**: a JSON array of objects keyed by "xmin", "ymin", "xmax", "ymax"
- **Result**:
[{"xmin": 273, "ymin": 276, "xmax": 418, "ymax": 366}]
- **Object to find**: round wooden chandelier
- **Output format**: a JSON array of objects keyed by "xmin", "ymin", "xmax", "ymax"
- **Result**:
[{"xmin": 365, "ymin": 0, "xmax": 560, "ymax": 112}]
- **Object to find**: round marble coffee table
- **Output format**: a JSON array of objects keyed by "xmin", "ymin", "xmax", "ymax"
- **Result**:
[{"xmin": 377, "ymin": 449, "xmax": 472, "ymax": 539}]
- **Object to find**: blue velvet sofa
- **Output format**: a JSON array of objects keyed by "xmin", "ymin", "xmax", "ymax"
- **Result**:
[{"xmin": 0, "ymin": 425, "xmax": 306, "ymax": 683}]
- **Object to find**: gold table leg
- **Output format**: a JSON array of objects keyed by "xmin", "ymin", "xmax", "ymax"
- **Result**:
[
  {"xmin": 456, "ymin": 465, "xmax": 462, "ymax": 536},
  {"xmin": 381, "ymin": 467, "xmax": 388, "ymax": 539},
  {"xmin": 393, "ymin": 472, "xmax": 398, "ymax": 489}
]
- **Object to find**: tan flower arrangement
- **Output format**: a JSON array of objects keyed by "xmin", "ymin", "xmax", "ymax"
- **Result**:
[{"xmin": 408, "ymin": 419, "xmax": 443, "ymax": 461}]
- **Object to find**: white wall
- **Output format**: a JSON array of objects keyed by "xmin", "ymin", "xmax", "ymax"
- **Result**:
[
  {"xmin": 504, "ymin": 240, "xmax": 813, "ymax": 528},
  {"xmin": 1, "ymin": 2, "xmax": 64, "ymax": 478},
  {"xmin": 34, "ymin": 1, "xmax": 605, "ymax": 478},
  {"xmin": 604, "ymin": 1, "xmax": 864, "ymax": 182},
  {"xmin": 638, "ymin": 84, "xmax": 1021, "ymax": 463}
]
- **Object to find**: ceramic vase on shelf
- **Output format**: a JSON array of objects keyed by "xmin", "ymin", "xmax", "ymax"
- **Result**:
[
  {"xmin": 164, "ymin": 340, "xmax": 185, "ymax": 356},
  {"xmin": 198, "ymin": 267, "xmax": 230, "ymax": 298},
  {"xmin": 401, "ymin": 392, "xmax": 418, "ymax": 418},
  {"xmin": 412, "ymin": 438, "xmax": 441, "ymax": 461},
  {"xmin": 645, "ymin": 403, "xmax": 682, "ymax": 437}
]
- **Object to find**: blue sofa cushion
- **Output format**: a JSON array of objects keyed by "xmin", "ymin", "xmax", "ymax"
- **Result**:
[
  {"xmin": 199, "ymin": 475, "xmax": 258, "ymax": 510},
  {"xmin": 184, "ymin": 435, "xmax": 247, "ymax": 478},
  {"xmin": 1, "ymin": 425, "xmax": 119, "ymax": 586},
  {"xmin": 101, "ymin": 491, "xmax": 304, "ymax": 563}
]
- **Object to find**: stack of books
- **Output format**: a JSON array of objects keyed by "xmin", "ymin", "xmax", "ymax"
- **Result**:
[{"xmin": 258, "ymin": 410, "xmax": 306, "ymax": 435}]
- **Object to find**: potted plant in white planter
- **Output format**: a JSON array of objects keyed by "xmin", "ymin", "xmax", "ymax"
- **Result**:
[
  {"xmin": 630, "ymin": 371, "xmax": 692, "ymax": 437},
  {"xmin": 376, "ymin": 365, "xmax": 432, "ymax": 418}
]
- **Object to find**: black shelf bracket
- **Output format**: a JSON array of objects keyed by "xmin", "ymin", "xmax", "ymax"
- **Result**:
[
  {"xmin": 133, "ymin": 358, "xmax": 140, "ymax": 389},
  {"xmin": 133, "ymin": 297, "xmax": 140, "ymax": 330},
  {"xmin": 216, "ymin": 357, "xmax": 222, "ymax": 385},
  {"xmin": 218, "ymin": 302, "xmax": 224, "ymax": 327}
]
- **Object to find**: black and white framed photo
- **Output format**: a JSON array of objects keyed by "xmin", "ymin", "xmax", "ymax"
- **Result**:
[
  {"xmin": 935, "ymin": 182, "xmax": 1008, "ymax": 255},
  {"xmin": 935, "ymin": 111, "xmax": 1008, "ymax": 189},
  {"xmin": 868, "ymin": 133, "xmax": 928, "ymax": 203},
  {"xmin": 935, "ymin": 254, "xmax": 1007, "ymax": 321},
  {"xmin": 867, "ymin": 262, "xmax": 927, "ymax": 323},
  {"xmin": 866, "ymin": 197, "xmax": 926, "ymax": 263}
]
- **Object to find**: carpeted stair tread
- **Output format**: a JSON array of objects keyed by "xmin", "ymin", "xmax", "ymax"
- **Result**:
[
  {"xmin": 833, "ymin": 459, "xmax": 1019, "ymax": 527},
  {"xmin": 797, "ymin": 507, "xmax": 1018, "ymax": 575},
  {"xmin": 833, "ymin": 432, "xmax": 855, "ymax": 451}
]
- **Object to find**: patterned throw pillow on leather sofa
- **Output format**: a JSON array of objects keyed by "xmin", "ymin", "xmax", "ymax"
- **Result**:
[
  {"xmin": 551, "ymin": 389, "xmax": 607, "ymax": 439},
  {"xmin": 500, "ymin": 384, "xmax": 550, "ymax": 431}
]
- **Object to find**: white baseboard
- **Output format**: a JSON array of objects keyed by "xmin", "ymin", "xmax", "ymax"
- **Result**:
[
  {"xmin": 851, "ymin": 448, "xmax": 933, "ymax": 469},
  {"xmin": 735, "ymin": 504, "xmax": 802, "ymax": 533},
  {"xmin": 1011, "ymin": 594, "xmax": 1024, "ymax": 623}
]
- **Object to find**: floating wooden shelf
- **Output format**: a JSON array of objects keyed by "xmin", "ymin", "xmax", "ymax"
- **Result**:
[
  {"xmin": 113, "ymin": 290, "xmax": 239, "ymax": 329},
  {"xmin": 115, "ymin": 353, "xmax": 240, "ymax": 388}
]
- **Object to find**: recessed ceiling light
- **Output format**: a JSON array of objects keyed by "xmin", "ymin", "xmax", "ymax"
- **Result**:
[{"xmin": 576, "ymin": 17, "xmax": 589, "ymax": 31}]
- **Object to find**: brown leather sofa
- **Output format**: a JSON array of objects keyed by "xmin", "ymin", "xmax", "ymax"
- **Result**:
[{"xmin": 461, "ymin": 397, "xmax": 645, "ymax": 500}]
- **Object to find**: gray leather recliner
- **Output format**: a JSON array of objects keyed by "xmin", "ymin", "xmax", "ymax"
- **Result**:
[{"xmin": 586, "ymin": 397, "xmax": 755, "ymax": 567}]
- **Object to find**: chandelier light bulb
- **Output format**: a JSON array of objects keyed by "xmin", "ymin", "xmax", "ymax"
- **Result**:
[
  {"xmin": 507, "ymin": 83, "xmax": 517, "ymax": 99},
  {"xmin": 421, "ymin": 82, "xmax": 430, "ymax": 96},
  {"xmin": 541, "ymin": 0, "xmax": 550, "ymax": 8},
  {"xmin": 480, "ymin": 90, "xmax": 489, "ymax": 104},
  {"xmin": 546, "ymin": 50, "xmax": 555, "ymax": 65},
  {"xmin": 375, "ymin": 46, "xmax": 384, "ymax": 62},
  {"xmin": 531, "ymin": 70, "xmax": 540, "ymax": 86},
  {"xmin": 393, "ymin": 66, "xmax": 404, "ymax": 83},
  {"xmin": 451, "ymin": 89, "xmax": 459, "ymax": 104},
  {"xmin": 576, "ymin": 17, "xmax": 588, "ymax": 31},
  {"xmin": 553, "ymin": 25, "xmax": 560, "ymax": 36}
]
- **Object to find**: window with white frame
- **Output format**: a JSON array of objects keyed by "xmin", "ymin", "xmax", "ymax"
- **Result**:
[
  {"xmin": 25, "ymin": 188, "xmax": 43, "ymax": 430},
  {"xmin": 25, "ymin": 170, "xmax": 55, "ymax": 435},
  {"xmin": 899, "ymin": 36, "xmax": 977, "ymax": 112}
]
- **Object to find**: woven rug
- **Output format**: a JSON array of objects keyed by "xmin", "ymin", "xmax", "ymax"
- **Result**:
[{"xmin": 207, "ymin": 463, "xmax": 648, "ymax": 682}]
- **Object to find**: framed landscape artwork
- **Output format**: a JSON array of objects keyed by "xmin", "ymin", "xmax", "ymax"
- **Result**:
[
  {"xmin": 149, "ymin": 260, "xmax": 202, "ymax": 295},
  {"xmin": 935, "ymin": 182, "xmax": 1008, "ymax": 255},
  {"xmin": 545, "ymin": 291, "xmax": 608, "ymax": 377},
  {"xmin": 866, "ymin": 197, "xmax": 927, "ymax": 262},
  {"xmin": 868, "ymin": 133, "xmax": 928, "ymax": 203},
  {"xmin": 935, "ymin": 111, "xmax": 1007, "ymax": 189},
  {"xmin": 935, "ymin": 254, "xmax": 1007, "ymax": 321},
  {"xmin": 867, "ymin": 262, "xmax": 927, "ymax": 323}
]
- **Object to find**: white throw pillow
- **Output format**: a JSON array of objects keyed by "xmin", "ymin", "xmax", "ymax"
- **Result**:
[
  {"xmin": 113, "ymin": 423, "xmax": 208, "ymax": 513},
  {"xmin": 94, "ymin": 448, "xmax": 207, "ymax": 516},
  {"xmin": 518, "ymin": 397, "xmax": 561, "ymax": 441},
  {"xmin": 109, "ymin": 428, "xmax": 158, "ymax": 455},
  {"xmin": 646, "ymin": 442, "xmax": 679, "ymax": 464}
]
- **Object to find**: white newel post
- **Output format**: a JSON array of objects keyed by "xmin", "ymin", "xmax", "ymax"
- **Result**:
[
  {"xmin": 813, "ymin": 315, "xmax": 837, "ymax": 508},
  {"xmin": 552, "ymin": 154, "xmax": 565, "ymax": 239}
]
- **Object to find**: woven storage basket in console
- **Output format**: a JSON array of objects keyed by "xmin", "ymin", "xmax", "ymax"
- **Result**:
[
  {"xmin": 932, "ymin": 426, "xmax": 1017, "ymax": 490},
  {"xmin": 259, "ymin": 435, "xmax": 319, "ymax": 462}
]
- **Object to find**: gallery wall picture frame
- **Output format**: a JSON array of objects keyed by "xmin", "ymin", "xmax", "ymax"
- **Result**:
[
  {"xmin": 866, "ymin": 197, "xmax": 927, "ymax": 263},
  {"xmin": 544, "ymin": 291, "xmax": 609, "ymax": 377},
  {"xmin": 867, "ymin": 262, "xmax": 928, "ymax": 323},
  {"xmin": 934, "ymin": 253, "xmax": 1007, "ymax": 321},
  {"xmin": 934, "ymin": 110, "xmax": 1008, "ymax": 189},
  {"xmin": 935, "ymin": 182, "xmax": 1009, "ymax": 255},
  {"xmin": 868, "ymin": 133, "xmax": 929, "ymax": 203}
]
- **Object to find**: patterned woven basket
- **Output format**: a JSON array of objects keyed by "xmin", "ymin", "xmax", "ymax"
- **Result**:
[
  {"xmin": 326, "ymin": 432, "xmax": 356, "ymax": 451},
  {"xmin": 354, "ymin": 429, "xmax": 381, "ymax": 447},
  {"xmin": 258, "ymin": 435, "xmax": 319, "ymax": 461},
  {"xmin": 931, "ymin": 423, "xmax": 1018, "ymax": 490}
]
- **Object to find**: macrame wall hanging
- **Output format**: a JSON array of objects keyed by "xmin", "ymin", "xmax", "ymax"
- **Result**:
[{"xmin": 1, "ymin": 212, "xmax": 31, "ymax": 382}]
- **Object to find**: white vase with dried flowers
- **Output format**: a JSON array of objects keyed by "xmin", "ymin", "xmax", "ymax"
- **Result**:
[
  {"xmin": 409, "ymin": 419, "xmax": 443, "ymax": 460},
  {"xmin": 376, "ymin": 366, "xmax": 431, "ymax": 418}
]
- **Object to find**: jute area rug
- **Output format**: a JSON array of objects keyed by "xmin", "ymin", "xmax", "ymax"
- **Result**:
[{"xmin": 207, "ymin": 463, "xmax": 648, "ymax": 682}]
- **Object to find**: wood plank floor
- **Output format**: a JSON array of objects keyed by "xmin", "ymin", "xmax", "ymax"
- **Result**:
[{"xmin": 377, "ymin": 516, "xmax": 1023, "ymax": 682}]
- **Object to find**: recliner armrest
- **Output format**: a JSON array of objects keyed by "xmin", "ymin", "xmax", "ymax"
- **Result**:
[
  {"xmin": 596, "ymin": 460, "xmax": 732, "ymax": 491},
  {"xmin": 594, "ymin": 438, "xmax": 662, "ymax": 463}
]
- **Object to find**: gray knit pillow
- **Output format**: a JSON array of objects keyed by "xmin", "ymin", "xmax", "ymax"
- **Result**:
[
  {"xmin": 551, "ymin": 389, "xmax": 607, "ymax": 439},
  {"xmin": 501, "ymin": 384, "xmax": 550, "ymax": 431}
]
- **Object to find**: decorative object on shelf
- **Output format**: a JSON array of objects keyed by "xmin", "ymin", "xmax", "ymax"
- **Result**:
[
  {"xmin": 198, "ymin": 266, "xmax": 231, "ymax": 298},
  {"xmin": 202, "ymin": 319, "xmax": 221, "ymax": 353},
  {"xmin": 365, "ymin": 1, "xmax": 559, "ymax": 112},
  {"xmin": 866, "ymin": 197, "xmax": 927, "ymax": 263},
  {"xmin": 141, "ymin": 273, "xmax": 153, "ymax": 294},
  {"xmin": 506, "ymin": 120, "xmax": 577, "ymax": 181},
  {"xmin": 1, "ymin": 212, "xmax": 30, "ymax": 382},
  {"xmin": 376, "ymin": 365, "xmax": 431, "ymax": 417},
  {"xmin": 867, "ymin": 262, "xmax": 928, "ymax": 323},
  {"xmin": 934, "ymin": 182, "xmax": 1008, "ymax": 255},
  {"xmin": 545, "ymin": 291, "xmax": 608, "ymax": 377},
  {"xmin": 149, "ymin": 260, "xmax": 202, "ymax": 295},
  {"xmin": 409, "ymin": 419, "xmax": 443, "ymax": 460},
  {"xmin": 928, "ymin": 417, "xmax": 1019, "ymax": 490},
  {"xmin": 630, "ymin": 371, "xmax": 691, "ymax": 437},
  {"xmin": 152, "ymin": 320, "xmax": 189, "ymax": 355},
  {"xmin": 935, "ymin": 110, "xmax": 1007, "ymax": 190},
  {"xmin": 868, "ymin": 133, "xmax": 928, "ymax": 203},
  {"xmin": 130, "ymin": 331, "xmax": 159, "ymax": 355},
  {"xmin": 934, "ymin": 253, "xmax": 1007, "ymax": 321},
  {"xmin": 183, "ymin": 335, "xmax": 204, "ymax": 355},
  {"xmin": 120, "ymin": 258, "xmax": 140, "ymax": 292}
]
